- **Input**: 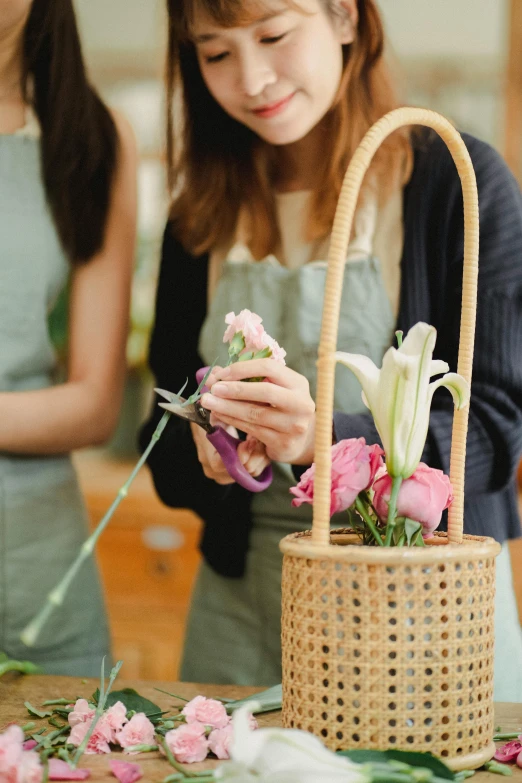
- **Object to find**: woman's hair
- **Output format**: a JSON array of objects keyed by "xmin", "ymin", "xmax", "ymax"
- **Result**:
[
  {"xmin": 167, "ymin": 0, "xmax": 411, "ymax": 259},
  {"xmin": 22, "ymin": 0, "xmax": 119, "ymax": 264}
]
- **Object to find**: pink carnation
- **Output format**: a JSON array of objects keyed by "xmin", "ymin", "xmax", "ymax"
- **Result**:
[
  {"xmin": 104, "ymin": 702, "xmax": 128, "ymax": 739},
  {"xmin": 207, "ymin": 722, "xmax": 234, "ymax": 760},
  {"xmin": 263, "ymin": 334, "xmax": 287, "ymax": 365},
  {"xmin": 115, "ymin": 713, "xmax": 155, "ymax": 752},
  {"xmin": 373, "ymin": 463, "xmax": 453, "ymax": 537},
  {"xmin": 291, "ymin": 438, "xmax": 384, "ymax": 516},
  {"xmin": 164, "ymin": 723, "xmax": 209, "ymax": 764},
  {"xmin": 223, "ymin": 310, "xmax": 264, "ymax": 349},
  {"xmin": 182, "ymin": 696, "xmax": 229, "ymax": 729},
  {"xmin": 68, "ymin": 716, "xmax": 112, "ymax": 755},
  {"xmin": 0, "ymin": 725, "xmax": 43, "ymax": 783},
  {"xmin": 68, "ymin": 699, "xmax": 96, "ymax": 728}
]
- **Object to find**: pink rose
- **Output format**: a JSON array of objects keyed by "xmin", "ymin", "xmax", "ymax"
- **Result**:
[
  {"xmin": 104, "ymin": 702, "xmax": 128, "ymax": 739},
  {"xmin": 223, "ymin": 310, "xmax": 264, "ymax": 348},
  {"xmin": 115, "ymin": 714, "xmax": 155, "ymax": 752},
  {"xmin": 290, "ymin": 438, "xmax": 384, "ymax": 516},
  {"xmin": 109, "ymin": 759, "xmax": 142, "ymax": 783},
  {"xmin": 373, "ymin": 463, "xmax": 453, "ymax": 537},
  {"xmin": 182, "ymin": 696, "xmax": 229, "ymax": 729},
  {"xmin": 164, "ymin": 723, "xmax": 209, "ymax": 764},
  {"xmin": 68, "ymin": 717, "xmax": 112, "ymax": 755},
  {"xmin": 68, "ymin": 699, "xmax": 96, "ymax": 728}
]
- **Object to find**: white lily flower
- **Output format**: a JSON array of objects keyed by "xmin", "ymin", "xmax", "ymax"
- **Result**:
[
  {"xmin": 335, "ymin": 322, "xmax": 470, "ymax": 479},
  {"xmin": 215, "ymin": 704, "xmax": 369, "ymax": 782}
]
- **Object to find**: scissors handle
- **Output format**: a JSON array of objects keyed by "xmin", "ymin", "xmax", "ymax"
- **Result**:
[
  {"xmin": 196, "ymin": 366, "xmax": 273, "ymax": 493},
  {"xmin": 206, "ymin": 427, "xmax": 273, "ymax": 493}
]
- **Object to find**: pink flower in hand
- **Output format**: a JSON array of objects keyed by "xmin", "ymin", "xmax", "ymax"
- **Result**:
[
  {"xmin": 116, "ymin": 714, "xmax": 155, "ymax": 752},
  {"xmin": 373, "ymin": 463, "xmax": 453, "ymax": 537},
  {"xmin": 290, "ymin": 438, "xmax": 384, "ymax": 516},
  {"xmin": 263, "ymin": 334, "xmax": 287, "ymax": 365},
  {"xmin": 68, "ymin": 699, "xmax": 96, "ymax": 728},
  {"xmin": 182, "ymin": 696, "xmax": 229, "ymax": 729},
  {"xmin": 223, "ymin": 310, "xmax": 264, "ymax": 348},
  {"xmin": 68, "ymin": 717, "xmax": 112, "ymax": 755},
  {"xmin": 164, "ymin": 723, "xmax": 209, "ymax": 764},
  {"xmin": 109, "ymin": 759, "xmax": 142, "ymax": 783},
  {"xmin": 208, "ymin": 721, "xmax": 234, "ymax": 760}
]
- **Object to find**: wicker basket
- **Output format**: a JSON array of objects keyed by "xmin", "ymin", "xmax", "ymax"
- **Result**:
[{"xmin": 279, "ymin": 108, "xmax": 500, "ymax": 772}]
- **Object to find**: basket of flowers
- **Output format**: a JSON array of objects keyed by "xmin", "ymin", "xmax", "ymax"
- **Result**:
[{"xmin": 280, "ymin": 107, "xmax": 500, "ymax": 772}]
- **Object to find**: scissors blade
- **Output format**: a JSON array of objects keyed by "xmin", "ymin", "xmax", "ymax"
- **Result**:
[{"xmin": 154, "ymin": 387, "xmax": 201, "ymax": 423}]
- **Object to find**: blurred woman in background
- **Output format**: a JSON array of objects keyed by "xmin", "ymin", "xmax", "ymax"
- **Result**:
[{"xmin": 0, "ymin": 0, "xmax": 137, "ymax": 675}]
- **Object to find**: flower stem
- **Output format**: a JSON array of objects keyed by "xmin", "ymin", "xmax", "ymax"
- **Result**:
[
  {"xmin": 72, "ymin": 659, "xmax": 123, "ymax": 767},
  {"xmin": 354, "ymin": 496, "xmax": 384, "ymax": 546},
  {"xmin": 494, "ymin": 732, "xmax": 522, "ymax": 740},
  {"xmin": 20, "ymin": 413, "xmax": 171, "ymax": 647},
  {"xmin": 384, "ymin": 476, "xmax": 403, "ymax": 546},
  {"xmin": 160, "ymin": 737, "xmax": 202, "ymax": 779},
  {"xmin": 0, "ymin": 659, "xmax": 42, "ymax": 677}
]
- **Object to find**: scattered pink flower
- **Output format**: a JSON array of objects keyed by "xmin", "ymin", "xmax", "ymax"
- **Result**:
[
  {"xmin": 494, "ymin": 739, "xmax": 522, "ymax": 763},
  {"xmin": 48, "ymin": 758, "xmax": 91, "ymax": 780},
  {"xmin": 104, "ymin": 702, "xmax": 128, "ymax": 739},
  {"xmin": 115, "ymin": 713, "xmax": 155, "ymax": 752},
  {"xmin": 68, "ymin": 700, "xmax": 96, "ymax": 729},
  {"xmin": 208, "ymin": 722, "xmax": 234, "ymax": 760},
  {"xmin": 182, "ymin": 696, "xmax": 229, "ymax": 729},
  {"xmin": 373, "ymin": 463, "xmax": 453, "ymax": 537},
  {"xmin": 223, "ymin": 310, "xmax": 264, "ymax": 349},
  {"xmin": 164, "ymin": 722, "xmax": 209, "ymax": 764},
  {"xmin": 291, "ymin": 438, "xmax": 384, "ymax": 516},
  {"xmin": 0, "ymin": 724, "xmax": 25, "ymax": 775},
  {"xmin": 109, "ymin": 759, "xmax": 142, "ymax": 783},
  {"xmin": 23, "ymin": 739, "xmax": 38, "ymax": 751},
  {"xmin": 68, "ymin": 717, "xmax": 112, "ymax": 755},
  {"xmin": 517, "ymin": 749, "xmax": 522, "ymax": 769},
  {"xmin": 17, "ymin": 750, "xmax": 44, "ymax": 783}
]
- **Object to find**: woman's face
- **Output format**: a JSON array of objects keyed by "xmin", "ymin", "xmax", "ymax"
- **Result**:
[
  {"xmin": 191, "ymin": 0, "xmax": 354, "ymax": 146},
  {"xmin": 0, "ymin": 0, "xmax": 31, "ymax": 39}
]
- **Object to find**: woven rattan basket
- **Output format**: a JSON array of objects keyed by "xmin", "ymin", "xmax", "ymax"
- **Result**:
[{"xmin": 279, "ymin": 108, "xmax": 500, "ymax": 772}]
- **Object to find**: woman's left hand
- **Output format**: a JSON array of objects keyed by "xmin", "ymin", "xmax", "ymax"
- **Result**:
[{"xmin": 201, "ymin": 359, "xmax": 316, "ymax": 465}]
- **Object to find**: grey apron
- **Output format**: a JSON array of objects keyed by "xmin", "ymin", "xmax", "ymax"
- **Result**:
[
  {"xmin": 0, "ymin": 132, "xmax": 111, "ymax": 675},
  {"xmin": 181, "ymin": 254, "xmax": 395, "ymax": 685}
]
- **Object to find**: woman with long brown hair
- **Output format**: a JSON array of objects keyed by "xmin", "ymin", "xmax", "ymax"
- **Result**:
[
  {"xmin": 141, "ymin": 0, "xmax": 522, "ymax": 694},
  {"xmin": 0, "ymin": 0, "xmax": 136, "ymax": 674}
]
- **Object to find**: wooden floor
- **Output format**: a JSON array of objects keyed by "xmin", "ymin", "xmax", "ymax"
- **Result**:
[{"xmin": 74, "ymin": 450, "xmax": 522, "ymax": 681}]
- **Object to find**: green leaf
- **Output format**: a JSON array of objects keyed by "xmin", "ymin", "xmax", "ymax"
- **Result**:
[
  {"xmin": 24, "ymin": 701, "xmax": 52, "ymax": 719},
  {"xmin": 337, "ymin": 749, "xmax": 456, "ymax": 780},
  {"xmin": 238, "ymin": 351, "xmax": 254, "ymax": 362},
  {"xmin": 252, "ymin": 346, "xmax": 272, "ymax": 360},
  {"xmin": 404, "ymin": 517, "xmax": 422, "ymax": 546},
  {"xmin": 103, "ymin": 688, "xmax": 162, "ymax": 720},
  {"xmin": 225, "ymin": 684, "xmax": 282, "ymax": 714}
]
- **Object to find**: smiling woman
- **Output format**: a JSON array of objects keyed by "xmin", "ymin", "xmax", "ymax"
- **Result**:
[{"xmin": 140, "ymin": 0, "xmax": 522, "ymax": 694}]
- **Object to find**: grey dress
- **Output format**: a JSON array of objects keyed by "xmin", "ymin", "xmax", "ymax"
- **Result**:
[{"xmin": 0, "ymin": 120, "xmax": 111, "ymax": 675}]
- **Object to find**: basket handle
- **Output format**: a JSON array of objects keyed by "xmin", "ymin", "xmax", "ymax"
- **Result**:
[{"xmin": 311, "ymin": 108, "xmax": 479, "ymax": 547}]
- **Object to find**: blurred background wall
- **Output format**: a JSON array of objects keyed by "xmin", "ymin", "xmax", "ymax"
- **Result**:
[{"xmin": 69, "ymin": 0, "xmax": 522, "ymax": 682}]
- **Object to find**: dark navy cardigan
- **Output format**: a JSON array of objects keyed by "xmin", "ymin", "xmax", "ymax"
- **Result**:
[{"xmin": 139, "ymin": 131, "xmax": 522, "ymax": 578}]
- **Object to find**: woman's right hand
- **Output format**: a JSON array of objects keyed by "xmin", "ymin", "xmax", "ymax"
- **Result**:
[{"xmin": 190, "ymin": 421, "xmax": 270, "ymax": 485}]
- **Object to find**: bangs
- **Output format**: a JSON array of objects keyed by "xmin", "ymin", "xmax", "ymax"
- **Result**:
[{"xmin": 176, "ymin": 0, "xmax": 297, "ymax": 39}]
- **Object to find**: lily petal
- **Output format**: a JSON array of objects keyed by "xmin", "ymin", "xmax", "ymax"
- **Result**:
[
  {"xmin": 430, "ymin": 360, "xmax": 450, "ymax": 377},
  {"xmin": 334, "ymin": 352, "xmax": 380, "ymax": 410},
  {"xmin": 428, "ymin": 373, "xmax": 470, "ymax": 410}
]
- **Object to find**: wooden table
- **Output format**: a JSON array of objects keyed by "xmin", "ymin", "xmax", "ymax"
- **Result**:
[{"xmin": 1, "ymin": 675, "xmax": 521, "ymax": 782}]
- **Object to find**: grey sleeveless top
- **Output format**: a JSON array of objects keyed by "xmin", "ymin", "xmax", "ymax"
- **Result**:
[{"xmin": 0, "ymin": 117, "xmax": 110, "ymax": 675}]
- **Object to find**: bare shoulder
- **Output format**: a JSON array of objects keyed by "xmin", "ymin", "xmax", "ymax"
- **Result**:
[{"xmin": 110, "ymin": 108, "xmax": 138, "ymax": 173}]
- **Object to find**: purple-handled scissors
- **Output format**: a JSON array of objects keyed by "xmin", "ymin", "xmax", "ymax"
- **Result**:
[{"xmin": 154, "ymin": 385, "xmax": 273, "ymax": 493}]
